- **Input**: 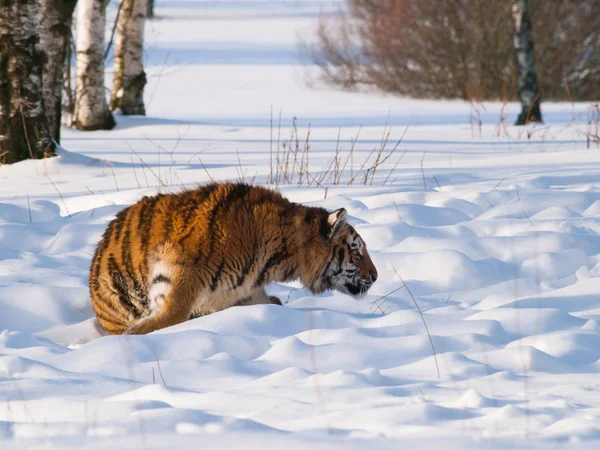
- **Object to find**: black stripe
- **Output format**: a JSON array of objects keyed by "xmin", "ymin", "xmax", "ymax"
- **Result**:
[
  {"xmin": 281, "ymin": 265, "xmax": 297, "ymax": 282},
  {"xmin": 108, "ymin": 255, "xmax": 141, "ymax": 318},
  {"xmin": 254, "ymin": 248, "xmax": 288, "ymax": 287},
  {"xmin": 178, "ymin": 189, "xmax": 209, "ymax": 246},
  {"xmin": 233, "ymin": 266, "xmax": 248, "ymax": 288},
  {"xmin": 112, "ymin": 209, "xmax": 128, "ymax": 243},
  {"xmin": 163, "ymin": 198, "xmax": 176, "ymax": 242},
  {"xmin": 91, "ymin": 212, "xmax": 120, "ymax": 286},
  {"xmin": 137, "ymin": 195, "xmax": 161, "ymax": 276},
  {"xmin": 209, "ymin": 259, "xmax": 226, "ymax": 291},
  {"xmin": 194, "ymin": 184, "xmax": 250, "ymax": 266},
  {"xmin": 152, "ymin": 274, "xmax": 171, "ymax": 285},
  {"xmin": 303, "ymin": 207, "xmax": 330, "ymax": 239},
  {"xmin": 132, "ymin": 276, "xmax": 148, "ymax": 308},
  {"xmin": 121, "ymin": 216, "xmax": 133, "ymax": 276},
  {"xmin": 121, "ymin": 210, "xmax": 148, "ymax": 312},
  {"xmin": 337, "ymin": 247, "xmax": 345, "ymax": 266}
]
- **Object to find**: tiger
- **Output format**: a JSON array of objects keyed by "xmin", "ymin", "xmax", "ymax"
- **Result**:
[{"xmin": 89, "ymin": 182, "xmax": 378, "ymax": 335}]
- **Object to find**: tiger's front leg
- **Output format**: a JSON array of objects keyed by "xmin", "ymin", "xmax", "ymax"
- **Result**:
[
  {"xmin": 188, "ymin": 288, "xmax": 282, "ymax": 320},
  {"xmin": 236, "ymin": 288, "xmax": 282, "ymax": 306}
]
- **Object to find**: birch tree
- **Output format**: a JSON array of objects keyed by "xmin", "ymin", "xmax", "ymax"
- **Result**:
[
  {"xmin": 74, "ymin": 0, "xmax": 115, "ymax": 130},
  {"xmin": 38, "ymin": 0, "xmax": 78, "ymax": 143},
  {"xmin": 110, "ymin": 0, "xmax": 147, "ymax": 115},
  {"xmin": 0, "ymin": 0, "xmax": 53, "ymax": 162},
  {"xmin": 512, "ymin": 0, "xmax": 542, "ymax": 125}
]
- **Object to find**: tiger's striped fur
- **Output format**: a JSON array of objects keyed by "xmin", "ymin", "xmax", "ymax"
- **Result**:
[{"xmin": 89, "ymin": 182, "xmax": 378, "ymax": 335}]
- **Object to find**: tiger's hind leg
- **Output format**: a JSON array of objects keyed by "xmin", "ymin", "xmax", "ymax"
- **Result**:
[{"xmin": 125, "ymin": 257, "xmax": 198, "ymax": 335}]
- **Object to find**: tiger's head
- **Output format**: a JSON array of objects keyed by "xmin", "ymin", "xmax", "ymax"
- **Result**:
[{"xmin": 303, "ymin": 208, "xmax": 378, "ymax": 299}]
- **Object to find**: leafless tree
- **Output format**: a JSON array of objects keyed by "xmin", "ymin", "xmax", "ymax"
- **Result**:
[
  {"xmin": 38, "ymin": 0, "xmax": 78, "ymax": 142},
  {"xmin": 0, "ymin": 0, "xmax": 54, "ymax": 162}
]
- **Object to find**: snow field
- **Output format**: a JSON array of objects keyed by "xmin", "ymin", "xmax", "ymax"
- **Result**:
[{"xmin": 1, "ymin": 0, "xmax": 600, "ymax": 448}]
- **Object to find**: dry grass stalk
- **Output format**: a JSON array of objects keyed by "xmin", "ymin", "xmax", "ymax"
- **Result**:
[
  {"xmin": 26, "ymin": 191, "xmax": 32, "ymax": 222},
  {"xmin": 492, "ymin": 174, "xmax": 510, "ymax": 191},
  {"xmin": 420, "ymin": 155, "xmax": 427, "ymax": 192},
  {"xmin": 495, "ymin": 93, "xmax": 510, "ymax": 138},
  {"xmin": 102, "ymin": 160, "xmax": 120, "ymax": 192},
  {"xmin": 393, "ymin": 266, "xmax": 440, "ymax": 379},
  {"xmin": 586, "ymin": 103, "xmax": 600, "ymax": 149},
  {"xmin": 131, "ymin": 156, "xmax": 141, "ymax": 188},
  {"xmin": 127, "ymin": 143, "xmax": 166, "ymax": 188},
  {"xmin": 152, "ymin": 350, "xmax": 167, "ymax": 387},
  {"xmin": 369, "ymin": 284, "xmax": 405, "ymax": 314},
  {"xmin": 269, "ymin": 106, "xmax": 274, "ymax": 184},
  {"xmin": 197, "ymin": 157, "xmax": 216, "ymax": 183},
  {"xmin": 368, "ymin": 113, "xmax": 392, "ymax": 185},
  {"xmin": 266, "ymin": 116, "xmax": 409, "ymax": 188},
  {"xmin": 298, "ymin": 123, "xmax": 311, "ymax": 184},
  {"xmin": 46, "ymin": 174, "xmax": 71, "ymax": 218},
  {"xmin": 235, "ymin": 150, "xmax": 249, "ymax": 183},
  {"xmin": 468, "ymin": 89, "xmax": 484, "ymax": 139},
  {"xmin": 306, "ymin": 312, "xmax": 332, "ymax": 435},
  {"xmin": 275, "ymin": 110, "xmax": 282, "ymax": 189}
]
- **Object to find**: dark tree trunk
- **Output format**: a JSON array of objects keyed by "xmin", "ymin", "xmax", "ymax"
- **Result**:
[
  {"xmin": 147, "ymin": 0, "xmax": 154, "ymax": 18},
  {"xmin": 0, "ymin": 0, "xmax": 54, "ymax": 163},
  {"xmin": 38, "ymin": 0, "xmax": 78, "ymax": 144},
  {"xmin": 512, "ymin": 0, "xmax": 542, "ymax": 125}
]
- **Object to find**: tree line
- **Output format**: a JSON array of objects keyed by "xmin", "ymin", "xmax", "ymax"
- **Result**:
[
  {"xmin": 310, "ymin": 0, "xmax": 599, "ymax": 125},
  {"xmin": 0, "ymin": 0, "xmax": 153, "ymax": 163},
  {"xmin": 3, "ymin": 1, "xmax": 597, "ymax": 163}
]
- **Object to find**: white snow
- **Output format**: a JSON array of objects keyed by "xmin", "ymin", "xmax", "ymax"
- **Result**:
[{"xmin": 1, "ymin": 0, "xmax": 599, "ymax": 448}]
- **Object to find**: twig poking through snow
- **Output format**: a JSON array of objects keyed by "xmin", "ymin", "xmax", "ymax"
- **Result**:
[
  {"xmin": 369, "ymin": 284, "xmax": 405, "ymax": 314},
  {"xmin": 26, "ymin": 191, "xmax": 32, "ymax": 222},
  {"xmin": 392, "ymin": 266, "xmax": 440, "ymax": 379},
  {"xmin": 152, "ymin": 350, "xmax": 167, "ymax": 387},
  {"xmin": 306, "ymin": 312, "xmax": 332, "ymax": 435},
  {"xmin": 46, "ymin": 174, "xmax": 71, "ymax": 218},
  {"xmin": 492, "ymin": 174, "xmax": 511, "ymax": 191},
  {"xmin": 197, "ymin": 157, "xmax": 216, "ymax": 183}
]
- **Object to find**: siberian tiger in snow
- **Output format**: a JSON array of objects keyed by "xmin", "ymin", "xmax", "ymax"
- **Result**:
[{"xmin": 89, "ymin": 182, "xmax": 378, "ymax": 335}]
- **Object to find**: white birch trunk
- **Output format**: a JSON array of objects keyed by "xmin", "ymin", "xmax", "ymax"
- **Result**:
[
  {"xmin": 0, "ymin": 0, "xmax": 53, "ymax": 161},
  {"xmin": 110, "ymin": 0, "xmax": 147, "ymax": 115},
  {"xmin": 74, "ymin": 0, "xmax": 115, "ymax": 130}
]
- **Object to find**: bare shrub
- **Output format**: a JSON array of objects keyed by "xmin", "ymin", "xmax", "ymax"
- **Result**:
[{"xmin": 308, "ymin": 0, "xmax": 599, "ymax": 101}]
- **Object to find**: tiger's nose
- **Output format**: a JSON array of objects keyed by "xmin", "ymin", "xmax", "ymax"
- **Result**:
[{"xmin": 370, "ymin": 271, "xmax": 378, "ymax": 284}]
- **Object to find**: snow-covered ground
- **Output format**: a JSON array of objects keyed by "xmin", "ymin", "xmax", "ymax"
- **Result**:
[{"xmin": 1, "ymin": 1, "xmax": 600, "ymax": 448}]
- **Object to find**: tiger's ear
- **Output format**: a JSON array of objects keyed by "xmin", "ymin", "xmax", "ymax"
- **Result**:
[{"xmin": 327, "ymin": 208, "xmax": 347, "ymax": 239}]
